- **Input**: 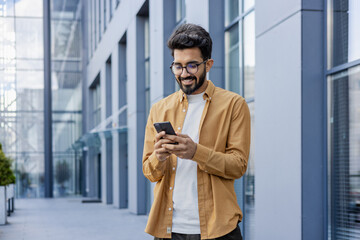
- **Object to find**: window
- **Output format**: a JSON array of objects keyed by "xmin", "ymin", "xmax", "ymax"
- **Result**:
[
  {"xmin": 93, "ymin": 0, "xmax": 97, "ymax": 49},
  {"xmin": 327, "ymin": 0, "xmax": 360, "ymax": 69},
  {"xmin": 176, "ymin": 0, "xmax": 185, "ymax": 24},
  {"xmin": 145, "ymin": 18, "xmax": 150, "ymax": 118},
  {"xmin": 225, "ymin": 0, "xmax": 255, "ymax": 239},
  {"xmin": 91, "ymin": 77, "xmax": 101, "ymax": 128},
  {"xmin": 104, "ymin": 0, "xmax": 107, "ymax": 31},
  {"xmin": 327, "ymin": 1, "xmax": 360, "ymax": 239},
  {"xmin": 328, "ymin": 65, "xmax": 360, "ymax": 240},
  {"xmin": 98, "ymin": 0, "xmax": 101, "ymax": 40},
  {"xmin": 106, "ymin": 57, "xmax": 112, "ymax": 119},
  {"xmin": 109, "ymin": 0, "xmax": 113, "ymax": 19}
]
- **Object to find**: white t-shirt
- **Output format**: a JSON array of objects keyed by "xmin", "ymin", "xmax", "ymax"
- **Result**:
[{"xmin": 172, "ymin": 92, "xmax": 206, "ymax": 234}]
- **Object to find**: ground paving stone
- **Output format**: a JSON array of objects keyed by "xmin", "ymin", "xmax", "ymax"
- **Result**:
[{"xmin": 0, "ymin": 198, "xmax": 152, "ymax": 240}]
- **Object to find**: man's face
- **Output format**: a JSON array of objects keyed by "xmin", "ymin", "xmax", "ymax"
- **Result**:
[{"xmin": 173, "ymin": 48, "xmax": 208, "ymax": 95}]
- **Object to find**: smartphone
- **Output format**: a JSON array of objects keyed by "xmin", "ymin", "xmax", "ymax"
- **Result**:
[{"xmin": 153, "ymin": 121, "xmax": 178, "ymax": 144}]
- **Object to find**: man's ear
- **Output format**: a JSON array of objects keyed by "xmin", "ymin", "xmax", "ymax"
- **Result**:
[{"xmin": 206, "ymin": 59, "xmax": 214, "ymax": 72}]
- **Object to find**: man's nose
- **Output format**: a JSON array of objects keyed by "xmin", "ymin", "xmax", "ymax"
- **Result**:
[{"xmin": 180, "ymin": 67, "xmax": 191, "ymax": 78}]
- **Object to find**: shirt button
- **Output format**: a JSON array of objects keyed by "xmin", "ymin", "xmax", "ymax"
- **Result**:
[
  {"xmin": 183, "ymin": 109, "xmax": 186, "ymax": 112},
  {"xmin": 170, "ymin": 187, "xmax": 173, "ymax": 190},
  {"xmin": 168, "ymin": 208, "xmax": 172, "ymax": 211},
  {"xmin": 172, "ymin": 167, "xmax": 175, "ymax": 171},
  {"xmin": 177, "ymin": 127, "xmax": 181, "ymax": 130}
]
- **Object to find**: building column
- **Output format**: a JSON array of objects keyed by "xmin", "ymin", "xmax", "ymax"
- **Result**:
[
  {"xmin": 255, "ymin": 0, "xmax": 302, "ymax": 239},
  {"xmin": 127, "ymin": 18, "xmax": 147, "ymax": 214},
  {"xmin": 111, "ymin": 44, "xmax": 121, "ymax": 208},
  {"xmin": 255, "ymin": 0, "xmax": 326, "ymax": 239}
]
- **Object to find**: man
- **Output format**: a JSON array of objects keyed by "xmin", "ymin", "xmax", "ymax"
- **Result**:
[{"xmin": 142, "ymin": 23, "xmax": 250, "ymax": 240}]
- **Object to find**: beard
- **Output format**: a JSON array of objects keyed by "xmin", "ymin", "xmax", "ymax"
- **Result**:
[{"xmin": 176, "ymin": 68, "xmax": 206, "ymax": 95}]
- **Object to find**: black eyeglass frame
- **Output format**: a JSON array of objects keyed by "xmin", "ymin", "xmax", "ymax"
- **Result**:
[{"xmin": 170, "ymin": 60, "xmax": 208, "ymax": 76}]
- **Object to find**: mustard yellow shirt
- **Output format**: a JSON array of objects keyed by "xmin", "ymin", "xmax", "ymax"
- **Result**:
[{"xmin": 142, "ymin": 80, "xmax": 251, "ymax": 239}]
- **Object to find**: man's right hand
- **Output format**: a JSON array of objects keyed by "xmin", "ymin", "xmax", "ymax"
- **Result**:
[{"xmin": 154, "ymin": 131, "xmax": 174, "ymax": 161}]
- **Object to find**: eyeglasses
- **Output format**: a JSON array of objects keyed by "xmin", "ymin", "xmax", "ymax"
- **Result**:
[{"xmin": 170, "ymin": 60, "xmax": 208, "ymax": 76}]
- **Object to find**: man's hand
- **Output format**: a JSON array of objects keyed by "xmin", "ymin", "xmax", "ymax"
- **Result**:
[
  {"xmin": 154, "ymin": 131, "xmax": 176, "ymax": 161},
  {"xmin": 162, "ymin": 133, "xmax": 197, "ymax": 159}
]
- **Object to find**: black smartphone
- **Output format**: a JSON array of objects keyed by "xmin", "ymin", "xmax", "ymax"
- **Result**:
[{"xmin": 153, "ymin": 121, "xmax": 178, "ymax": 144}]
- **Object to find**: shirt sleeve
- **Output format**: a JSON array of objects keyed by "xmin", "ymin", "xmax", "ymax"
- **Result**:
[
  {"xmin": 192, "ymin": 98, "xmax": 251, "ymax": 180},
  {"xmin": 142, "ymin": 105, "xmax": 167, "ymax": 182}
]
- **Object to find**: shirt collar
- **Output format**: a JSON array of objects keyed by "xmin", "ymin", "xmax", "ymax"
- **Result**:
[{"xmin": 179, "ymin": 80, "xmax": 215, "ymax": 103}]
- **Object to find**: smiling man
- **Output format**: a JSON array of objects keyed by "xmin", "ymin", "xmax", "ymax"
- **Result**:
[{"xmin": 142, "ymin": 23, "xmax": 251, "ymax": 240}]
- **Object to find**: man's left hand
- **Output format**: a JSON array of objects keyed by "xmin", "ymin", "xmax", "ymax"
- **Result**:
[{"xmin": 162, "ymin": 133, "xmax": 197, "ymax": 159}]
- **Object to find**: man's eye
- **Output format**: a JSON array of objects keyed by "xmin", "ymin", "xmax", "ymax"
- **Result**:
[
  {"xmin": 187, "ymin": 64, "xmax": 197, "ymax": 69},
  {"xmin": 174, "ymin": 64, "xmax": 182, "ymax": 70}
]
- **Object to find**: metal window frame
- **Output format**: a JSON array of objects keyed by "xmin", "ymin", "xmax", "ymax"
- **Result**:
[{"xmin": 324, "ymin": 0, "xmax": 360, "ymax": 239}]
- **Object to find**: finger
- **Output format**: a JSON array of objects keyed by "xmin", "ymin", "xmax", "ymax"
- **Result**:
[
  {"xmin": 155, "ymin": 138, "xmax": 176, "ymax": 149},
  {"xmin": 163, "ymin": 134, "xmax": 186, "ymax": 144},
  {"xmin": 155, "ymin": 148, "xmax": 170, "ymax": 154},
  {"xmin": 175, "ymin": 132, "xmax": 190, "ymax": 138},
  {"xmin": 163, "ymin": 143, "xmax": 186, "ymax": 151},
  {"xmin": 155, "ymin": 131, "xmax": 166, "ymax": 142}
]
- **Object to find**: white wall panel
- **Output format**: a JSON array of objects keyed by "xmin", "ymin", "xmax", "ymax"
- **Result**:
[{"xmin": 254, "ymin": 11, "xmax": 302, "ymax": 240}]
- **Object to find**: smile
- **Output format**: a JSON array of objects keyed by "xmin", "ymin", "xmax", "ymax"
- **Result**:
[{"xmin": 181, "ymin": 79, "xmax": 195, "ymax": 85}]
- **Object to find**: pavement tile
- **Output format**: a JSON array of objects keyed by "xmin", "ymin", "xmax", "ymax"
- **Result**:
[{"xmin": 0, "ymin": 198, "xmax": 153, "ymax": 240}]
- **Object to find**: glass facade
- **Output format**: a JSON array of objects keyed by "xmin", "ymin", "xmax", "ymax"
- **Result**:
[
  {"xmin": 50, "ymin": 0, "xmax": 83, "ymax": 197},
  {"xmin": 0, "ymin": 0, "xmax": 45, "ymax": 198},
  {"xmin": 225, "ymin": 0, "xmax": 255, "ymax": 239},
  {"xmin": 327, "ymin": 0, "xmax": 360, "ymax": 239},
  {"xmin": 0, "ymin": 0, "xmax": 82, "ymax": 198}
]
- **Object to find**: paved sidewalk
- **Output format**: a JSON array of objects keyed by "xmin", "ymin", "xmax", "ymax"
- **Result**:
[{"xmin": 0, "ymin": 198, "xmax": 153, "ymax": 240}]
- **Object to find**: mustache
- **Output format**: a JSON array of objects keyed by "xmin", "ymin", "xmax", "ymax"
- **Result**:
[{"xmin": 179, "ymin": 76, "xmax": 196, "ymax": 81}]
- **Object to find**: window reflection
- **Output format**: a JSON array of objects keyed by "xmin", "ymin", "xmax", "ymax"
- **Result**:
[
  {"xmin": 14, "ymin": 0, "xmax": 43, "ymax": 17},
  {"xmin": 244, "ymin": 12, "xmax": 255, "ymax": 99},
  {"xmin": 328, "ymin": 65, "xmax": 360, "ymax": 239},
  {"xmin": 225, "ymin": 0, "xmax": 239, "ymax": 25},
  {"xmin": 225, "ymin": 23, "xmax": 240, "ymax": 94},
  {"xmin": 245, "ymin": 101, "xmax": 255, "ymax": 239},
  {"xmin": 51, "ymin": 0, "xmax": 83, "ymax": 197},
  {"xmin": 15, "ymin": 18, "xmax": 43, "ymax": 59},
  {"xmin": 243, "ymin": 0, "xmax": 255, "ymax": 13},
  {"xmin": 328, "ymin": 0, "xmax": 360, "ymax": 68},
  {"xmin": 176, "ymin": 0, "xmax": 185, "ymax": 24},
  {"xmin": 225, "ymin": 1, "xmax": 255, "ymax": 239}
]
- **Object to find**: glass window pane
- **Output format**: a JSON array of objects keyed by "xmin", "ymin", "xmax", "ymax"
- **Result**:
[
  {"xmin": 245, "ymin": 100, "xmax": 255, "ymax": 240},
  {"xmin": 0, "ymin": 17, "xmax": 16, "ymax": 59},
  {"xmin": 15, "ymin": 18, "xmax": 43, "ymax": 59},
  {"xmin": 1, "ymin": 0, "xmax": 15, "ymax": 16},
  {"xmin": 14, "ymin": 0, "xmax": 43, "ymax": 17},
  {"xmin": 51, "ymin": 20, "xmax": 82, "ymax": 60},
  {"xmin": 176, "ymin": 0, "xmax": 185, "ymax": 23},
  {"xmin": 243, "ymin": 0, "xmax": 255, "ymax": 13},
  {"xmin": 328, "ymin": 64, "xmax": 360, "ymax": 239},
  {"xmin": 244, "ymin": 11, "xmax": 255, "ymax": 99},
  {"xmin": 16, "ymin": 70, "xmax": 44, "ymax": 91},
  {"xmin": 225, "ymin": 24, "xmax": 240, "ymax": 94},
  {"xmin": 225, "ymin": 0, "xmax": 239, "ymax": 26},
  {"xmin": 328, "ymin": 0, "xmax": 360, "ymax": 69}
]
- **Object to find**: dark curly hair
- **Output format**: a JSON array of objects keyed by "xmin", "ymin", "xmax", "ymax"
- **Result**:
[{"xmin": 167, "ymin": 23, "xmax": 212, "ymax": 60}]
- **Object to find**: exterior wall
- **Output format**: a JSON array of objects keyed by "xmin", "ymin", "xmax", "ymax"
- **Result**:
[
  {"xmin": 255, "ymin": 4, "xmax": 302, "ymax": 239},
  {"xmin": 255, "ymin": 0, "xmax": 325, "ymax": 239}
]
